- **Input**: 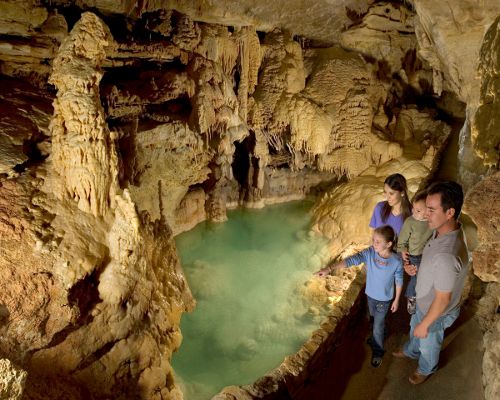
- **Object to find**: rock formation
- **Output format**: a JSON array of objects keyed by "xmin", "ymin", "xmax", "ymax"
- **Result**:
[
  {"xmin": 0, "ymin": 359, "xmax": 26, "ymax": 400},
  {"xmin": 412, "ymin": 0, "xmax": 500, "ymax": 189},
  {"xmin": 463, "ymin": 172, "xmax": 500, "ymax": 400},
  {"xmin": 473, "ymin": 15, "xmax": 500, "ymax": 168},
  {"xmin": 1, "ymin": 9, "xmax": 195, "ymax": 400},
  {"xmin": 0, "ymin": 0, "xmax": 498, "ymax": 399},
  {"xmin": 340, "ymin": 2, "xmax": 417, "ymax": 74}
]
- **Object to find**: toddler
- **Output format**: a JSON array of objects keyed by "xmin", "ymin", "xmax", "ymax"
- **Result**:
[{"xmin": 396, "ymin": 190, "xmax": 433, "ymax": 314}]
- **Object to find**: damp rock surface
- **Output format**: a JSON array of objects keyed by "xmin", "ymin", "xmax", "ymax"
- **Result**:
[
  {"xmin": 0, "ymin": 1, "xmax": 499, "ymax": 399},
  {"xmin": 0, "ymin": 359, "xmax": 27, "ymax": 400}
]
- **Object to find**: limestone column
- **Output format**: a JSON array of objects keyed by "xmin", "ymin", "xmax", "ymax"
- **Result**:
[{"xmin": 49, "ymin": 12, "xmax": 117, "ymax": 217}]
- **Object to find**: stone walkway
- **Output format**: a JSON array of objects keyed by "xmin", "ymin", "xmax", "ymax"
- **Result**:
[{"xmin": 294, "ymin": 301, "xmax": 484, "ymax": 400}]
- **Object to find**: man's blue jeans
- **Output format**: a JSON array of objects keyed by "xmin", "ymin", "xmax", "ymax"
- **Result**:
[
  {"xmin": 403, "ymin": 305, "xmax": 460, "ymax": 375},
  {"xmin": 367, "ymin": 296, "xmax": 391, "ymax": 357}
]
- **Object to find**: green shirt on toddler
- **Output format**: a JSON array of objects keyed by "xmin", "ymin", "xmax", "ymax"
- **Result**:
[{"xmin": 396, "ymin": 216, "xmax": 432, "ymax": 256}]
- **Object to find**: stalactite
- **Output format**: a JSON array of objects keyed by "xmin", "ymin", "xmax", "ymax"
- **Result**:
[
  {"xmin": 218, "ymin": 35, "xmax": 239, "ymax": 77},
  {"xmin": 238, "ymin": 27, "xmax": 250, "ymax": 122},
  {"xmin": 237, "ymin": 26, "xmax": 261, "ymax": 122}
]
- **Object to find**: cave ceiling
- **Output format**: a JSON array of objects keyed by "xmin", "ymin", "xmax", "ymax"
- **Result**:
[
  {"xmin": 1, "ymin": 1, "xmax": 500, "ymax": 399},
  {"xmin": 72, "ymin": 0, "xmax": 373, "ymax": 44}
]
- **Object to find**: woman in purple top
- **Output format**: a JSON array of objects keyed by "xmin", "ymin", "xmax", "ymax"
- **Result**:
[{"xmin": 370, "ymin": 173, "xmax": 411, "ymax": 236}]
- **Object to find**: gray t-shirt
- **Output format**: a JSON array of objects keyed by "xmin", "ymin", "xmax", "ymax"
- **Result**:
[{"xmin": 415, "ymin": 226, "xmax": 469, "ymax": 315}]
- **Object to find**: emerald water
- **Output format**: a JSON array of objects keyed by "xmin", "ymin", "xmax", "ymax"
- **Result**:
[{"xmin": 172, "ymin": 201, "xmax": 330, "ymax": 400}]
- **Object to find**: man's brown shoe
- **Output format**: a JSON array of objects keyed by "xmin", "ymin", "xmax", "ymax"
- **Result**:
[
  {"xmin": 409, "ymin": 371, "xmax": 430, "ymax": 385},
  {"xmin": 392, "ymin": 349, "xmax": 409, "ymax": 359}
]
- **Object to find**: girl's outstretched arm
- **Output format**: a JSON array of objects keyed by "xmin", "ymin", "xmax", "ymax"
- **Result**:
[{"xmin": 314, "ymin": 260, "xmax": 347, "ymax": 277}]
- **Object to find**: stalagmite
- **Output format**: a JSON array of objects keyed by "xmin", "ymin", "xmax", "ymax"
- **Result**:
[
  {"xmin": 48, "ymin": 12, "xmax": 117, "ymax": 217},
  {"xmin": 0, "ymin": 1, "xmax": 499, "ymax": 399}
]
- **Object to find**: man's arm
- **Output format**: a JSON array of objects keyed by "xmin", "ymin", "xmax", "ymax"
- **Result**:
[{"xmin": 413, "ymin": 289, "xmax": 451, "ymax": 338}]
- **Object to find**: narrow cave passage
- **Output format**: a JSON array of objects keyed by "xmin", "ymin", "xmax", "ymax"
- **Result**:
[
  {"xmin": 293, "ymin": 296, "xmax": 484, "ymax": 400},
  {"xmin": 292, "ymin": 117, "xmax": 483, "ymax": 400},
  {"xmin": 232, "ymin": 137, "xmax": 251, "ymax": 188}
]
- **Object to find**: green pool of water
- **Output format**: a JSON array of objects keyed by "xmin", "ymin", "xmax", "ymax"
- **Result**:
[{"xmin": 172, "ymin": 201, "xmax": 329, "ymax": 399}]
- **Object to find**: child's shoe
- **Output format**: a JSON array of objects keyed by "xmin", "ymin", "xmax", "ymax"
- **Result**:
[
  {"xmin": 371, "ymin": 355, "xmax": 383, "ymax": 368},
  {"xmin": 407, "ymin": 297, "xmax": 416, "ymax": 314}
]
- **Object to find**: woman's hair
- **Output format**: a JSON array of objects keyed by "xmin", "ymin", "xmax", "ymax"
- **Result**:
[
  {"xmin": 381, "ymin": 173, "xmax": 411, "ymax": 222},
  {"xmin": 374, "ymin": 225, "xmax": 396, "ymax": 251},
  {"xmin": 411, "ymin": 189, "xmax": 428, "ymax": 204}
]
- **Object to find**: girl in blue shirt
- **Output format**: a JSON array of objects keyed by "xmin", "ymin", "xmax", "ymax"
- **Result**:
[{"xmin": 315, "ymin": 225, "xmax": 403, "ymax": 367}]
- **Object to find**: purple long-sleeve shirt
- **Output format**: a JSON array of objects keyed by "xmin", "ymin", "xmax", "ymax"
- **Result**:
[{"xmin": 369, "ymin": 201, "xmax": 405, "ymax": 235}]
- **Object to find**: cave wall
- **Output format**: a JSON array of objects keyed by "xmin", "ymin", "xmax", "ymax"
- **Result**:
[
  {"xmin": 411, "ymin": 0, "xmax": 500, "ymax": 189},
  {"xmin": 462, "ymin": 16, "xmax": 500, "ymax": 399},
  {"xmin": 0, "ymin": 1, "xmax": 499, "ymax": 399}
]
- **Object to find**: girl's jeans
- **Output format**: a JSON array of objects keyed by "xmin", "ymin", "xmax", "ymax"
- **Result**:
[
  {"xmin": 405, "ymin": 254, "xmax": 422, "ymax": 298},
  {"xmin": 367, "ymin": 295, "xmax": 391, "ymax": 357},
  {"xmin": 403, "ymin": 305, "xmax": 460, "ymax": 375}
]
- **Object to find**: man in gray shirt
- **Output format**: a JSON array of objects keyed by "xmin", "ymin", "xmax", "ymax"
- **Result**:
[{"xmin": 393, "ymin": 181, "xmax": 469, "ymax": 385}]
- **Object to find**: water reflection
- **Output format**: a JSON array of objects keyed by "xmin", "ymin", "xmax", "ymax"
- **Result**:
[{"xmin": 173, "ymin": 201, "xmax": 330, "ymax": 400}]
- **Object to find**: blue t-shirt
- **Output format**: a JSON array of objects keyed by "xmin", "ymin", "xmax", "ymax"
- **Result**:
[
  {"xmin": 345, "ymin": 247, "xmax": 403, "ymax": 301},
  {"xmin": 369, "ymin": 201, "xmax": 405, "ymax": 235}
]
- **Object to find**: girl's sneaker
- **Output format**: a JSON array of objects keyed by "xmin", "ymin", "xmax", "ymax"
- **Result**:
[
  {"xmin": 371, "ymin": 355, "xmax": 383, "ymax": 368},
  {"xmin": 407, "ymin": 297, "xmax": 416, "ymax": 314}
]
